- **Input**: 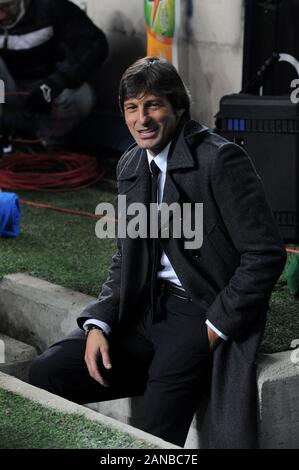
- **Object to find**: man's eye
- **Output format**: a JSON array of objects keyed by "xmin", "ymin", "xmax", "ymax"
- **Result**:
[
  {"xmin": 150, "ymin": 102, "xmax": 160, "ymax": 108},
  {"xmin": 125, "ymin": 106, "xmax": 136, "ymax": 112}
]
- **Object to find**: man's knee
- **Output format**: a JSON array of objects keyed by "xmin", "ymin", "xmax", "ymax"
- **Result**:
[
  {"xmin": 29, "ymin": 334, "xmax": 87, "ymax": 395},
  {"xmin": 29, "ymin": 353, "xmax": 56, "ymax": 391},
  {"xmin": 54, "ymin": 83, "xmax": 95, "ymax": 120}
]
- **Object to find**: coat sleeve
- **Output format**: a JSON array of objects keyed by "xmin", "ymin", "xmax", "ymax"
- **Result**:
[
  {"xmin": 48, "ymin": 0, "xmax": 108, "ymax": 90},
  {"xmin": 206, "ymin": 142, "xmax": 287, "ymax": 339}
]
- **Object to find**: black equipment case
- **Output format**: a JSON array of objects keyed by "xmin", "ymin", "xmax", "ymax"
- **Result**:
[{"xmin": 216, "ymin": 93, "xmax": 299, "ymax": 242}]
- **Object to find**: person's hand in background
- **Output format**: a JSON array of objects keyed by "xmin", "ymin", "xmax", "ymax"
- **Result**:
[{"xmin": 27, "ymin": 80, "xmax": 62, "ymax": 113}]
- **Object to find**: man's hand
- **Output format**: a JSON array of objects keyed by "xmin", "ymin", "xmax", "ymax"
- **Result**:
[
  {"xmin": 207, "ymin": 326, "xmax": 221, "ymax": 351},
  {"xmin": 27, "ymin": 80, "xmax": 62, "ymax": 113},
  {"xmin": 84, "ymin": 329, "xmax": 112, "ymax": 387}
]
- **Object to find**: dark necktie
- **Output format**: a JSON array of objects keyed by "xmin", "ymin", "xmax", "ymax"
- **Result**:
[{"xmin": 149, "ymin": 160, "xmax": 162, "ymax": 321}]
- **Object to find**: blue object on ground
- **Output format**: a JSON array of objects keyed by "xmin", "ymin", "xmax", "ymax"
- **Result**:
[{"xmin": 0, "ymin": 192, "xmax": 21, "ymax": 238}]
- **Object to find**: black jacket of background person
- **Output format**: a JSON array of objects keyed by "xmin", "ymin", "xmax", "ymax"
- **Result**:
[
  {"xmin": 78, "ymin": 120, "xmax": 287, "ymax": 448},
  {"xmin": 0, "ymin": 0, "xmax": 108, "ymax": 89}
]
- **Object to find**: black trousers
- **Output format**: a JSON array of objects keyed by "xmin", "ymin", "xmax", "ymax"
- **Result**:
[{"xmin": 29, "ymin": 291, "xmax": 213, "ymax": 447}]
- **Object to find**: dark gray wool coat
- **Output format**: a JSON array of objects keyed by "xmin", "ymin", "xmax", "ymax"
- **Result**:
[{"xmin": 78, "ymin": 119, "xmax": 286, "ymax": 448}]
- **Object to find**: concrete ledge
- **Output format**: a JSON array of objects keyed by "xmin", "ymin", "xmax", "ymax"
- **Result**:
[
  {"xmin": 0, "ymin": 273, "xmax": 94, "ymax": 352},
  {"xmin": 1, "ymin": 273, "xmax": 299, "ymax": 448},
  {"xmin": 0, "ymin": 371, "xmax": 179, "ymax": 449},
  {"xmin": 0, "ymin": 333, "xmax": 37, "ymax": 381},
  {"xmin": 257, "ymin": 352, "xmax": 299, "ymax": 449}
]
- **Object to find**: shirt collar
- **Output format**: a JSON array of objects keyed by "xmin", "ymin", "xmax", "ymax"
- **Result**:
[{"xmin": 146, "ymin": 142, "xmax": 171, "ymax": 174}]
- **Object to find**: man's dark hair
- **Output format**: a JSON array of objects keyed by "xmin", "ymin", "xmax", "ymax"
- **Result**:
[{"xmin": 119, "ymin": 56, "xmax": 191, "ymax": 114}]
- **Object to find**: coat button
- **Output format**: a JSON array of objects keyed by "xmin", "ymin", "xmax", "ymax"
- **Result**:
[{"xmin": 192, "ymin": 250, "xmax": 201, "ymax": 259}]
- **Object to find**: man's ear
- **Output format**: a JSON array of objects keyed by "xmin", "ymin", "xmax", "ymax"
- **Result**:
[{"xmin": 176, "ymin": 109, "xmax": 186, "ymax": 121}]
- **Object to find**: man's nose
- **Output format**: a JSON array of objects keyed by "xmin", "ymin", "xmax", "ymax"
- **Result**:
[{"xmin": 137, "ymin": 107, "xmax": 150, "ymax": 125}]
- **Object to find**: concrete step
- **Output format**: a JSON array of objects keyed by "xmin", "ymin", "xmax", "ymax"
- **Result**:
[
  {"xmin": 257, "ymin": 351, "xmax": 299, "ymax": 449},
  {"xmin": 0, "ymin": 273, "xmax": 94, "ymax": 352},
  {"xmin": 0, "ymin": 333, "xmax": 37, "ymax": 382}
]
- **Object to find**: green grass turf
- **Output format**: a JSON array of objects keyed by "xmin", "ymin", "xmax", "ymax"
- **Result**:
[
  {"xmin": 0, "ymin": 188, "xmax": 116, "ymax": 298},
  {"xmin": 263, "ymin": 253, "xmax": 299, "ymax": 353},
  {"xmin": 0, "ymin": 188, "xmax": 298, "ymax": 353},
  {"xmin": 0, "ymin": 388, "xmax": 158, "ymax": 449}
]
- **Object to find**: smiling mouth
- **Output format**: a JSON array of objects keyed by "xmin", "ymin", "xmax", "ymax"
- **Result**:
[{"xmin": 137, "ymin": 127, "xmax": 159, "ymax": 139}]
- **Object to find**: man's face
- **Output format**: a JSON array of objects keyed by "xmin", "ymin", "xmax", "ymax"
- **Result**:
[
  {"xmin": 0, "ymin": 1, "xmax": 20, "ymax": 27},
  {"xmin": 124, "ymin": 94, "xmax": 184, "ymax": 156}
]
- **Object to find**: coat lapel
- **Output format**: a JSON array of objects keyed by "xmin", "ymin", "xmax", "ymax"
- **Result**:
[
  {"xmin": 162, "ymin": 119, "xmax": 209, "ymax": 206},
  {"xmin": 162, "ymin": 137, "xmax": 193, "ymax": 207},
  {"xmin": 118, "ymin": 147, "xmax": 151, "ymax": 316},
  {"xmin": 161, "ymin": 120, "xmax": 208, "ymax": 234},
  {"xmin": 118, "ymin": 146, "xmax": 151, "ymax": 207}
]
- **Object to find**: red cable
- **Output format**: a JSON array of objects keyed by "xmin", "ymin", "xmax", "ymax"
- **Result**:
[
  {"xmin": 20, "ymin": 199, "xmax": 101, "ymax": 218},
  {"xmin": 1, "ymin": 91, "xmax": 106, "ymax": 190},
  {"xmin": 20, "ymin": 199, "xmax": 117, "ymax": 222},
  {"xmin": 0, "ymin": 152, "xmax": 105, "ymax": 191}
]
